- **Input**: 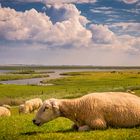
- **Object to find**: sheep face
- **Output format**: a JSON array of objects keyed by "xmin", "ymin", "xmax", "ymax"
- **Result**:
[
  {"xmin": 33, "ymin": 99, "xmax": 60, "ymax": 126},
  {"xmin": 19, "ymin": 104, "xmax": 29, "ymax": 114},
  {"xmin": 19, "ymin": 104, "xmax": 25, "ymax": 114}
]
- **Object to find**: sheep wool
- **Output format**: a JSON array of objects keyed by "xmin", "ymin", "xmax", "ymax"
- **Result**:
[
  {"xmin": 0, "ymin": 106, "xmax": 11, "ymax": 117},
  {"xmin": 33, "ymin": 92, "xmax": 140, "ymax": 131},
  {"xmin": 2, "ymin": 104, "xmax": 11, "ymax": 110},
  {"xmin": 19, "ymin": 98, "xmax": 42, "ymax": 114}
]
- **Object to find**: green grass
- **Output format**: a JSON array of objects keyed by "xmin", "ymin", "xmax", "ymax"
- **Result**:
[
  {"xmin": 0, "ymin": 71, "xmax": 140, "ymax": 140},
  {"xmin": 0, "ymin": 71, "xmax": 140, "ymax": 104},
  {"xmin": 0, "ymin": 108, "xmax": 140, "ymax": 140}
]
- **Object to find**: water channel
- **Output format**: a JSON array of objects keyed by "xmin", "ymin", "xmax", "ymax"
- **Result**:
[{"xmin": 0, "ymin": 69, "xmax": 99, "ymax": 85}]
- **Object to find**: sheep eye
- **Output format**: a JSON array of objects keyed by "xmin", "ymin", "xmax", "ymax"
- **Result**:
[
  {"xmin": 43, "ymin": 106, "xmax": 49, "ymax": 112},
  {"xmin": 43, "ymin": 108, "xmax": 46, "ymax": 112}
]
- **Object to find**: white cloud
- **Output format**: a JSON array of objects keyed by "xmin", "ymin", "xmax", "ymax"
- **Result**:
[
  {"xmin": 122, "ymin": 8, "xmax": 140, "ymax": 14},
  {"xmin": 0, "ymin": 3, "xmax": 140, "ymax": 54},
  {"xmin": 44, "ymin": 0, "xmax": 96, "ymax": 4},
  {"xmin": 89, "ymin": 23, "xmax": 140, "ymax": 53},
  {"xmin": 0, "ymin": 4, "xmax": 92, "ymax": 48},
  {"xmin": 89, "ymin": 24, "xmax": 117, "ymax": 44},
  {"xmin": 90, "ymin": 6, "xmax": 119, "ymax": 16},
  {"xmin": 110, "ymin": 22, "xmax": 140, "ymax": 37},
  {"xmin": 14, "ymin": 0, "xmax": 97, "ymax": 4},
  {"xmin": 0, "ymin": 1, "xmax": 140, "ymax": 65},
  {"xmin": 111, "ymin": 22, "xmax": 140, "ymax": 32},
  {"xmin": 0, "ymin": 7, "xmax": 52, "ymax": 40},
  {"xmin": 122, "ymin": 0, "xmax": 138, "ymax": 4}
]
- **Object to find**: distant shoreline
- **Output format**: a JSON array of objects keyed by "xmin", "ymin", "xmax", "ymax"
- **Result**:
[{"xmin": 0, "ymin": 65, "xmax": 140, "ymax": 70}]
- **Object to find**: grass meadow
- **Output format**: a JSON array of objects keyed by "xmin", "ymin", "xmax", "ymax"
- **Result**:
[{"xmin": 0, "ymin": 70, "xmax": 140, "ymax": 140}]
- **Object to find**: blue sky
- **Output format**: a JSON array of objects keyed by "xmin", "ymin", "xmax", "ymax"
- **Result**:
[{"xmin": 0, "ymin": 0, "xmax": 140, "ymax": 65}]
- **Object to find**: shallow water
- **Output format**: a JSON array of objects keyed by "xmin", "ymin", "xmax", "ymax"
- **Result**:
[
  {"xmin": 0, "ymin": 70, "xmax": 16, "ymax": 73},
  {"xmin": 0, "ymin": 69, "xmax": 95, "ymax": 85}
]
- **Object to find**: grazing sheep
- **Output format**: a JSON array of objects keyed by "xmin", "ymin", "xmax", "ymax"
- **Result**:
[
  {"xmin": 33, "ymin": 92, "xmax": 140, "ymax": 131},
  {"xmin": 19, "ymin": 98, "xmax": 42, "ymax": 114},
  {"xmin": 2, "ymin": 104, "xmax": 11, "ymax": 110},
  {"xmin": 0, "ymin": 106, "xmax": 11, "ymax": 117},
  {"xmin": 19, "ymin": 104, "xmax": 25, "ymax": 114}
]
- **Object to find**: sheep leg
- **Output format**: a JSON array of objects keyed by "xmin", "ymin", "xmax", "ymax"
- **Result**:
[
  {"xmin": 78, "ymin": 125, "xmax": 90, "ymax": 131},
  {"xmin": 89, "ymin": 119, "xmax": 107, "ymax": 130}
]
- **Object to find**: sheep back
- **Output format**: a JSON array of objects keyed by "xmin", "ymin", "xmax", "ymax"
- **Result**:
[{"xmin": 0, "ymin": 106, "xmax": 11, "ymax": 117}]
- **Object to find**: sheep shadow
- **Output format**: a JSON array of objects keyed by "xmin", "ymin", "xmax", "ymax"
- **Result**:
[
  {"xmin": 20, "ymin": 131, "xmax": 45, "ymax": 136},
  {"xmin": 55, "ymin": 128, "xmax": 77, "ymax": 133},
  {"xmin": 20, "ymin": 125, "xmax": 140, "ymax": 136}
]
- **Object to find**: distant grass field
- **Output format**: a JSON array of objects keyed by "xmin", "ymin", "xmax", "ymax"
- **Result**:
[{"xmin": 0, "ymin": 70, "xmax": 140, "ymax": 140}]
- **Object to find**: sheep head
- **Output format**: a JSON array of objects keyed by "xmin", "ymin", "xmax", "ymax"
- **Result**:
[
  {"xmin": 19, "ymin": 104, "xmax": 25, "ymax": 114},
  {"xmin": 33, "ymin": 98, "xmax": 60, "ymax": 126}
]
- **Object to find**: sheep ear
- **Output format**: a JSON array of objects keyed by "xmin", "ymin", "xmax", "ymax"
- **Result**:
[{"xmin": 50, "ymin": 99, "xmax": 59, "ymax": 110}]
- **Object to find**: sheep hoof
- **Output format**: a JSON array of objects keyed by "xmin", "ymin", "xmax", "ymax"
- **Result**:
[
  {"xmin": 78, "ymin": 125, "xmax": 90, "ymax": 132},
  {"xmin": 72, "ymin": 124, "xmax": 79, "ymax": 130}
]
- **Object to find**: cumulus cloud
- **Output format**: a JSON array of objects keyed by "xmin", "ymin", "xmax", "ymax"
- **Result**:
[
  {"xmin": 0, "ymin": 2, "xmax": 140, "ymax": 54},
  {"xmin": 0, "ymin": 4, "xmax": 92, "ymax": 48},
  {"xmin": 89, "ymin": 24, "xmax": 117, "ymax": 44},
  {"xmin": 0, "ymin": 7, "xmax": 52, "ymax": 41},
  {"xmin": 89, "ymin": 23, "xmax": 140, "ymax": 52}
]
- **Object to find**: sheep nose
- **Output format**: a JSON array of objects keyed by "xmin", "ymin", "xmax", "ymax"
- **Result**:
[{"xmin": 32, "ymin": 119, "xmax": 36, "ymax": 124}]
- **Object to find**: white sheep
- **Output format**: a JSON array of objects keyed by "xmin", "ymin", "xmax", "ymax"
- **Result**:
[
  {"xmin": 33, "ymin": 92, "xmax": 140, "ymax": 131},
  {"xmin": 19, "ymin": 98, "xmax": 42, "ymax": 114},
  {"xmin": 0, "ymin": 106, "xmax": 11, "ymax": 117},
  {"xmin": 2, "ymin": 104, "xmax": 11, "ymax": 110},
  {"xmin": 19, "ymin": 104, "xmax": 25, "ymax": 114}
]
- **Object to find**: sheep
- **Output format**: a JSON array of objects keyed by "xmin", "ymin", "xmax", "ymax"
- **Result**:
[
  {"xmin": 33, "ymin": 92, "xmax": 140, "ymax": 131},
  {"xmin": 0, "ymin": 106, "xmax": 11, "ymax": 117},
  {"xmin": 2, "ymin": 104, "xmax": 11, "ymax": 110},
  {"xmin": 19, "ymin": 104, "xmax": 25, "ymax": 114},
  {"xmin": 19, "ymin": 98, "xmax": 42, "ymax": 114}
]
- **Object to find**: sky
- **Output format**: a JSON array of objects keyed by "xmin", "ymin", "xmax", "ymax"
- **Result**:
[{"xmin": 0, "ymin": 0, "xmax": 140, "ymax": 66}]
